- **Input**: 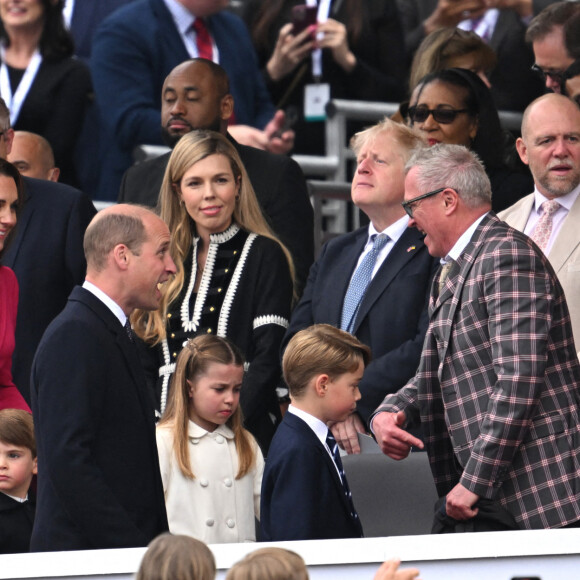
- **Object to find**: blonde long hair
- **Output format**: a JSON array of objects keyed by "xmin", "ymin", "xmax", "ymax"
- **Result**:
[
  {"xmin": 159, "ymin": 335, "xmax": 256, "ymax": 480},
  {"xmin": 133, "ymin": 130, "xmax": 295, "ymax": 344}
]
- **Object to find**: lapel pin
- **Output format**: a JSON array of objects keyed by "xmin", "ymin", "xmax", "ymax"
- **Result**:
[{"xmin": 407, "ymin": 246, "xmax": 416, "ymax": 252}]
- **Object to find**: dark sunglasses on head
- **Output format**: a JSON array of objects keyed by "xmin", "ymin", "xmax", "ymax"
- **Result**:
[{"xmin": 408, "ymin": 105, "xmax": 469, "ymax": 124}]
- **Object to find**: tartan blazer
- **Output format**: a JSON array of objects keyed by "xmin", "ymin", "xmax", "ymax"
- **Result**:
[{"xmin": 375, "ymin": 213, "xmax": 580, "ymax": 530}]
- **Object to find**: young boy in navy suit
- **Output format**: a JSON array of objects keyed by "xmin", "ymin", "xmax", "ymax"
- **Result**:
[
  {"xmin": 260, "ymin": 324, "xmax": 370, "ymax": 541},
  {"xmin": 0, "ymin": 409, "xmax": 37, "ymax": 553}
]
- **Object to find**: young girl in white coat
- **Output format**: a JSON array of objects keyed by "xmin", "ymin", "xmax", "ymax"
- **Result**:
[{"xmin": 156, "ymin": 335, "xmax": 264, "ymax": 543}]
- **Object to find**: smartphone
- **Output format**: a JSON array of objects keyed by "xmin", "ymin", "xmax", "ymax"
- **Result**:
[{"xmin": 291, "ymin": 4, "xmax": 317, "ymax": 35}]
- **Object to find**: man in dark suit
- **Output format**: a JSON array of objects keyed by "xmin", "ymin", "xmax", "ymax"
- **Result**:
[
  {"xmin": 0, "ymin": 100, "xmax": 97, "ymax": 405},
  {"xmin": 118, "ymin": 58, "xmax": 314, "ymax": 293},
  {"xmin": 30, "ymin": 205, "xmax": 175, "ymax": 551},
  {"xmin": 526, "ymin": 1, "xmax": 580, "ymax": 94},
  {"xmin": 283, "ymin": 118, "xmax": 437, "ymax": 453},
  {"xmin": 373, "ymin": 144, "xmax": 580, "ymax": 531},
  {"xmin": 397, "ymin": 0, "xmax": 551, "ymax": 111},
  {"xmin": 91, "ymin": 0, "xmax": 291, "ymax": 200}
]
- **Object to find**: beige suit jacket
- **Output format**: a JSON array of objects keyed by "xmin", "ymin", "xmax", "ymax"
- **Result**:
[{"xmin": 499, "ymin": 194, "xmax": 580, "ymax": 352}]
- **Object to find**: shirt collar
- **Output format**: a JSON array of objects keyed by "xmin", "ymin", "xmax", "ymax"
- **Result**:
[
  {"xmin": 82, "ymin": 281, "xmax": 127, "ymax": 328},
  {"xmin": 533, "ymin": 183, "xmax": 580, "ymax": 213},
  {"xmin": 367, "ymin": 214, "xmax": 409, "ymax": 246},
  {"xmin": 163, "ymin": 0, "xmax": 196, "ymax": 36},
  {"xmin": 443, "ymin": 212, "xmax": 489, "ymax": 265},
  {"xmin": 188, "ymin": 420, "xmax": 234, "ymax": 440},
  {"xmin": 288, "ymin": 404, "xmax": 329, "ymax": 447}
]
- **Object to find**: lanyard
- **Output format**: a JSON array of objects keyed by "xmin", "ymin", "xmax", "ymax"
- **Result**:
[
  {"xmin": 306, "ymin": 0, "xmax": 332, "ymax": 79},
  {"xmin": 0, "ymin": 48, "xmax": 42, "ymax": 125}
]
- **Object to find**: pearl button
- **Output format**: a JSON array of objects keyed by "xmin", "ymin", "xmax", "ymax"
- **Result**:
[
  {"xmin": 206, "ymin": 519, "xmax": 214, "ymax": 527},
  {"xmin": 192, "ymin": 438, "xmax": 199, "ymax": 445},
  {"xmin": 215, "ymin": 435, "xmax": 225, "ymax": 444},
  {"xmin": 226, "ymin": 519, "xmax": 235, "ymax": 528},
  {"xmin": 224, "ymin": 478, "xmax": 232, "ymax": 487},
  {"xmin": 200, "ymin": 478, "xmax": 209, "ymax": 487}
]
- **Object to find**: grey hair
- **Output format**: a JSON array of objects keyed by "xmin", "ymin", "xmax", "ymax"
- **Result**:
[{"xmin": 405, "ymin": 144, "xmax": 492, "ymax": 208}]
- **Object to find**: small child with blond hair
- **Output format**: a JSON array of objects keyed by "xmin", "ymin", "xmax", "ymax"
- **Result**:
[{"xmin": 260, "ymin": 324, "xmax": 370, "ymax": 541}]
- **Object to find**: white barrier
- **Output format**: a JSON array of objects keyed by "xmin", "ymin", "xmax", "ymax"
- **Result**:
[{"xmin": 1, "ymin": 530, "xmax": 579, "ymax": 580}]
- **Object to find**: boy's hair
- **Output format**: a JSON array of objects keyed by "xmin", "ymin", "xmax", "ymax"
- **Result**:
[
  {"xmin": 225, "ymin": 547, "xmax": 308, "ymax": 580},
  {"xmin": 159, "ymin": 334, "xmax": 257, "ymax": 480},
  {"xmin": 283, "ymin": 324, "xmax": 371, "ymax": 399},
  {"xmin": 0, "ymin": 409, "xmax": 35, "ymax": 457},
  {"xmin": 136, "ymin": 533, "xmax": 216, "ymax": 580}
]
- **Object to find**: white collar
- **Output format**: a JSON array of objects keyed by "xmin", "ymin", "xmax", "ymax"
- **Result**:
[
  {"xmin": 187, "ymin": 420, "xmax": 234, "ymax": 440},
  {"xmin": 367, "ymin": 214, "xmax": 409, "ymax": 246},
  {"xmin": 82, "ymin": 281, "xmax": 127, "ymax": 328},
  {"xmin": 443, "ymin": 212, "xmax": 489, "ymax": 265},
  {"xmin": 532, "ymin": 183, "xmax": 580, "ymax": 214},
  {"xmin": 288, "ymin": 404, "xmax": 329, "ymax": 447},
  {"xmin": 163, "ymin": 0, "xmax": 196, "ymax": 36}
]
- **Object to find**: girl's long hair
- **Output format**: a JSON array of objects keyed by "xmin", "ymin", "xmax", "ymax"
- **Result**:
[
  {"xmin": 158, "ymin": 335, "xmax": 256, "ymax": 480},
  {"xmin": 132, "ymin": 130, "xmax": 295, "ymax": 344}
]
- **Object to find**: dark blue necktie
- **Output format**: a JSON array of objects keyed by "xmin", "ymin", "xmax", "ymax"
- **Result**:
[{"xmin": 326, "ymin": 431, "xmax": 359, "ymax": 523}]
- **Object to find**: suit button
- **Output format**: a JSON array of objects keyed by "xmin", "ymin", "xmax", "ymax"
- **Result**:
[
  {"xmin": 206, "ymin": 519, "xmax": 214, "ymax": 527},
  {"xmin": 200, "ymin": 478, "xmax": 209, "ymax": 487},
  {"xmin": 224, "ymin": 478, "xmax": 232, "ymax": 487},
  {"xmin": 226, "ymin": 519, "xmax": 235, "ymax": 528},
  {"xmin": 215, "ymin": 435, "xmax": 225, "ymax": 444}
]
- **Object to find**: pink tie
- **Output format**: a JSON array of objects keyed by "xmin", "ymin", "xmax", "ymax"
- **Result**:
[
  {"xmin": 192, "ymin": 18, "xmax": 212, "ymax": 61},
  {"xmin": 531, "ymin": 199, "xmax": 560, "ymax": 251}
]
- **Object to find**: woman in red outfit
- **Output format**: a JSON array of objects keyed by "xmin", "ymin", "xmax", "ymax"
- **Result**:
[{"xmin": 0, "ymin": 158, "xmax": 28, "ymax": 411}]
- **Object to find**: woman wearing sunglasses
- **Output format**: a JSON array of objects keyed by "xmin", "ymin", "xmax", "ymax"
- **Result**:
[{"xmin": 408, "ymin": 68, "xmax": 533, "ymax": 213}]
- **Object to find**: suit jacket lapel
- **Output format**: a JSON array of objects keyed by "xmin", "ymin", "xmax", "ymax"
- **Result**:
[
  {"xmin": 74, "ymin": 288, "xmax": 155, "ymax": 422},
  {"xmin": 430, "ymin": 214, "xmax": 496, "ymax": 356},
  {"xmin": 488, "ymin": 9, "xmax": 511, "ymax": 52},
  {"xmin": 353, "ymin": 227, "xmax": 424, "ymax": 333},
  {"xmin": 285, "ymin": 413, "xmax": 355, "ymax": 517},
  {"xmin": 152, "ymin": 0, "xmax": 190, "ymax": 63},
  {"xmin": 329, "ymin": 229, "xmax": 367, "ymax": 326},
  {"xmin": 548, "ymin": 195, "xmax": 580, "ymax": 274},
  {"xmin": 3, "ymin": 179, "xmax": 34, "ymax": 268}
]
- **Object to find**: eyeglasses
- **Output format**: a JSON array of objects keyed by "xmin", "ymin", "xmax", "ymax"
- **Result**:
[
  {"xmin": 408, "ymin": 105, "xmax": 469, "ymax": 124},
  {"xmin": 401, "ymin": 187, "xmax": 446, "ymax": 218},
  {"xmin": 531, "ymin": 64, "xmax": 567, "ymax": 85}
]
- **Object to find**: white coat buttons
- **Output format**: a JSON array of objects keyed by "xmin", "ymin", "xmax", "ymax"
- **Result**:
[
  {"xmin": 200, "ymin": 478, "xmax": 209, "ymax": 487},
  {"xmin": 224, "ymin": 478, "xmax": 232, "ymax": 487},
  {"xmin": 206, "ymin": 519, "xmax": 214, "ymax": 527},
  {"xmin": 226, "ymin": 519, "xmax": 235, "ymax": 528},
  {"xmin": 215, "ymin": 435, "xmax": 225, "ymax": 444}
]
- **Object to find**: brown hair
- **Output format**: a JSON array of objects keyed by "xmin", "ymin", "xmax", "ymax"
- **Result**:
[
  {"xmin": 283, "ymin": 324, "xmax": 371, "ymax": 399},
  {"xmin": 132, "ymin": 130, "xmax": 295, "ymax": 344},
  {"xmin": 0, "ymin": 158, "xmax": 25, "ymax": 261},
  {"xmin": 225, "ymin": 547, "xmax": 308, "ymax": 580},
  {"xmin": 0, "ymin": 409, "xmax": 35, "ymax": 458},
  {"xmin": 158, "ymin": 335, "xmax": 257, "ymax": 480},
  {"xmin": 526, "ymin": 1, "xmax": 580, "ymax": 44},
  {"xmin": 409, "ymin": 28, "xmax": 496, "ymax": 94},
  {"xmin": 136, "ymin": 533, "xmax": 216, "ymax": 580},
  {"xmin": 350, "ymin": 116, "xmax": 426, "ymax": 163},
  {"xmin": 83, "ymin": 211, "xmax": 147, "ymax": 272}
]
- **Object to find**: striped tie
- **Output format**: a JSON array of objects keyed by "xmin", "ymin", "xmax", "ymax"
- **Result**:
[{"xmin": 326, "ymin": 431, "xmax": 360, "ymax": 524}]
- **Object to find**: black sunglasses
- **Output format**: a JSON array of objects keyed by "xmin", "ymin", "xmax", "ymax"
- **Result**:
[
  {"xmin": 531, "ymin": 63, "xmax": 567, "ymax": 84},
  {"xmin": 401, "ymin": 188, "xmax": 446, "ymax": 218},
  {"xmin": 408, "ymin": 105, "xmax": 469, "ymax": 124}
]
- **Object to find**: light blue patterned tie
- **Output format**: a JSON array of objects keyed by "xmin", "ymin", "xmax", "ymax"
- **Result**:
[{"xmin": 341, "ymin": 234, "xmax": 389, "ymax": 333}]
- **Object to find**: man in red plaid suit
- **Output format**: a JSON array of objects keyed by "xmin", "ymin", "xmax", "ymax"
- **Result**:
[{"xmin": 373, "ymin": 143, "xmax": 580, "ymax": 531}]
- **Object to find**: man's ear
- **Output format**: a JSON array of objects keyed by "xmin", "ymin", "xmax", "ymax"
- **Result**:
[
  {"xmin": 3, "ymin": 127, "xmax": 14, "ymax": 156},
  {"xmin": 112, "ymin": 244, "xmax": 130, "ymax": 270},
  {"xmin": 442, "ymin": 187, "xmax": 459, "ymax": 214},
  {"xmin": 515, "ymin": 137, "xmax": 529, "ymax": 166},
  {"xmin": 220, "ymin": 94, "xmax": 234, "ymax": 123}
]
